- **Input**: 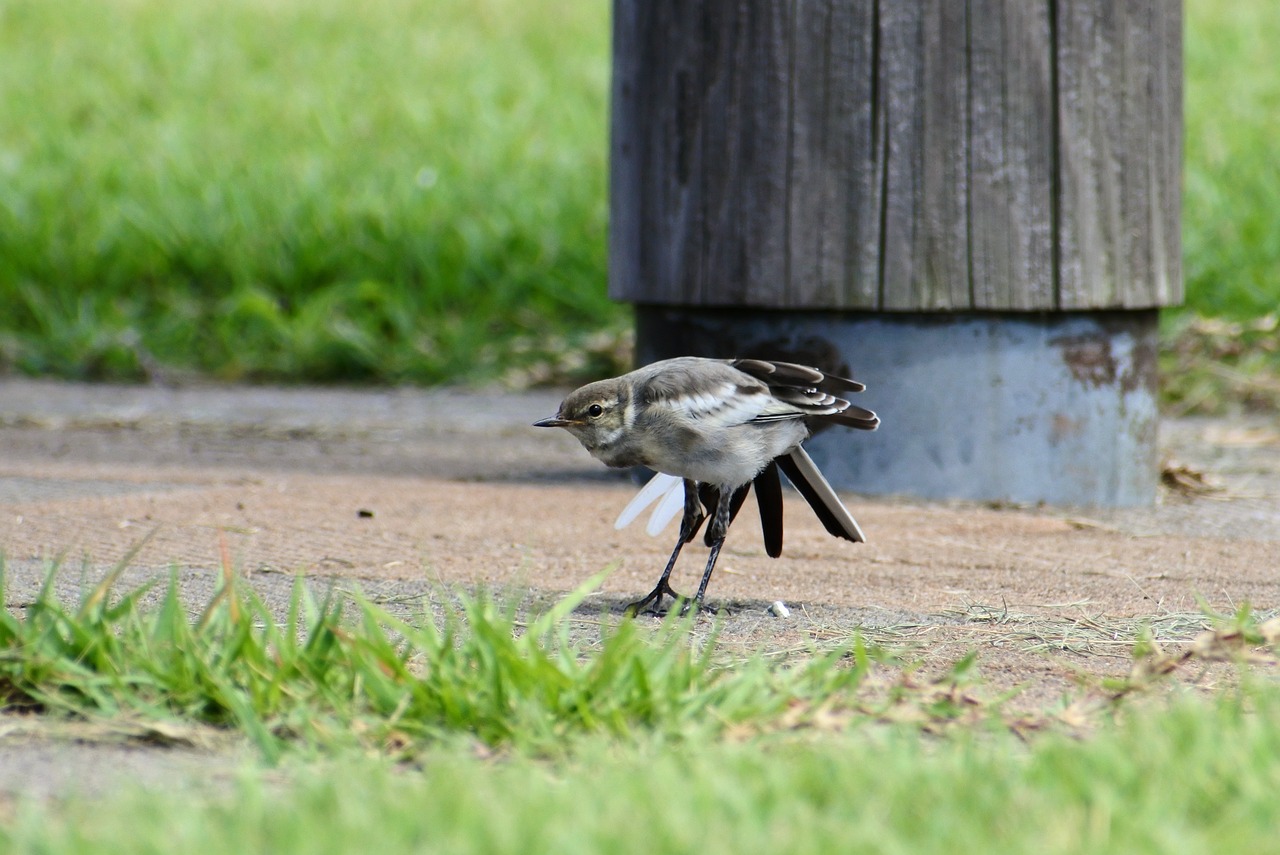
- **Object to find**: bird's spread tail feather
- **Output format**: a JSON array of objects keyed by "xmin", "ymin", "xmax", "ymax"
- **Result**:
[
  {"xmin": 614, "ymin": 471, "xmax": 684, "ymax": 534},
  {"xmin": 775, "ymin": 446, "xmax": 866, "ymax": 543}
]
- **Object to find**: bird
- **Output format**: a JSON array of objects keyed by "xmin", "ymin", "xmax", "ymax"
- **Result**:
[{"xmin": 533, "ymin": 356, "xmax": 879, "ymax": 614}]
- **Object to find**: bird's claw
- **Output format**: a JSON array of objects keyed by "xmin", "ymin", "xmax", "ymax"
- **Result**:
[
  {"xmin": 677, "ymin": 597, "xmax": 712, "ymax": 617},
  {"xmin": 624, "ymin": 581, "xmax": 692, "ymax": 617}
]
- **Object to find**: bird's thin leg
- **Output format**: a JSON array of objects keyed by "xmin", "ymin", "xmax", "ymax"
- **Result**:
[
  {"xmin": 623, "ymin": 531, "xmax": 687, "ymax": 616},
  {"xmin": 688, "ymin": 540, "xmax": 725, "ymax": 611},
  {"xmin": 626, "ymin": 479, "xmax": 704, "ymax": 616},
  {"xmin": 688, "ymin": 486, "xmax": 744, "ymax": 611}
]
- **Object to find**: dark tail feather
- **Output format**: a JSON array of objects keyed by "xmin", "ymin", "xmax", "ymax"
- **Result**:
[
  {"xmin": 775, "ymin": 447, "xmax": 866, "ymax": 543},
  {"xmin": 753, "ymin": 461, "xmax": 784, "ymax": 558},
  {"xmin": 817, "ymin": 374, "xmax": 867, "ymax": 395},
  {"xmin": 825, "ymin": 404, "xmax": 880, "ymax": 431},
  {"xmin": 731, "ymin": 358, "xmax": 824, "ymax": 387}
]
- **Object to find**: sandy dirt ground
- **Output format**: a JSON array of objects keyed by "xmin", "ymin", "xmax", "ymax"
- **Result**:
[{"xmin": 1, "ymin": 378, "xmax": 1278, "ymax": 800}]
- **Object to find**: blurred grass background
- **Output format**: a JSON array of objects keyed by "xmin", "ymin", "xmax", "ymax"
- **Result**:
[
  {"xmin": 0, "ymin": 0, "xmax": 618, "ymax": 384},
  {"xmin": 0, "ymin": 0, "xmax": 1276, "ymax": 403},
  {"xmin": 1163, "ymin": 0, "xmax": 1280, "ymax": 414}
]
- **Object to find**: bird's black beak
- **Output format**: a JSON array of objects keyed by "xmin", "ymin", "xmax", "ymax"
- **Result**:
[{"xmin": 533, "ymin": 416, "xmax": 576, "ymax": 428}]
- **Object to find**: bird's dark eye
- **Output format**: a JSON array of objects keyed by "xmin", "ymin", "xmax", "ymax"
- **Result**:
[{"xmin": 587, "ymin": 404, "xmax": 604, "ymax": 418}]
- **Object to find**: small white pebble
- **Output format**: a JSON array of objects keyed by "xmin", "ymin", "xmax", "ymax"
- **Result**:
[{"xmin": 768, "ymin": 601, "xmax": 791, "ymax": 618}]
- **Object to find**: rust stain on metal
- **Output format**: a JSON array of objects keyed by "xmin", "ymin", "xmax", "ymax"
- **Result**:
[
  {"xmin": 1051, "ymin": 333, "xmax": 1117, "ymax": 388},
  {"xmin": 1119, "ymin": 334, "xmax": 1159, "ymax": 395},
  {"xmin": 1100, "ymin": 310, "xmax": 1160, "ymax": 395},
  {"xmin": 1050, "ymin": 413, "xmax": 1085, "ymax": 445}
]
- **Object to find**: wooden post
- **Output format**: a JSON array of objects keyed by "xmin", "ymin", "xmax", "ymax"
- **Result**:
[{"xmin": 610, "ymin": 0, "xmax": 1181, "ymax": 506}]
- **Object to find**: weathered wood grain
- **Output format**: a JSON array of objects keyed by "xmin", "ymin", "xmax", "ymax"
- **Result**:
[
  {"xmin": 609, "ymin": 0, "xmax": 1181, "ymax": 311},
  {"xmin": 702, "ymin": 3, "xmax": 793, "ymax": 307},
  {"xmin": 911, "ymin": 0, "xmax": 970, "ymax": 309},
  {"xmin": 785, "ymin": 0, "xmax": 880, "ymax": 308},
  {"xmin": 968, "ymin": 0, "xmax": 1055, "ymax": 309},
  {"xmin": 1153, "ymin": 2, "xmax": 1184, "ymax": 307},
  {"xmin": 1055, "ymin": 0, "xmax": 1123, "ymax": 308},
  {"xmin": 1054, "ymin": 0, "xmax": 1183, "ymax": 309},
  {"xmin": 874, "ymin": 0, "xmax": 921, "ymax": 309}
]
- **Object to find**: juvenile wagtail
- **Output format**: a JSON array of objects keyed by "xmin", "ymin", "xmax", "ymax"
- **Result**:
[{"xmin": 534, "ymin": 357, "xmax": 879, "ymax": 614}]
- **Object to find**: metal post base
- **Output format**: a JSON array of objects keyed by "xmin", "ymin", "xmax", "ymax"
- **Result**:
[{"xmin": 635, "ymin": 307, "xmax": 1159, "ymax": 508}]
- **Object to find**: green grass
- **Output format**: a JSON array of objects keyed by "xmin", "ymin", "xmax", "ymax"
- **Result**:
[
  {"xmin": 1164, "ymin": 0, "xmax": 1280, "ymax": 413},
  {"xmin": 2, "ymin": 567, "xmax": 1271, "ymax": 850},
  {"xmin": 0, "ymin": 557, "xmax": 907, "ymax": 761},
  {"xmin": 2, "ymin": 558, "xmax": 1279, "ymax": 852},
  {"xmin": 0, "ymin": 0, "xmax": 619, "ymax": 384},
  {"xmin": 5, "ymin": 695, "xmax": 1280, "ymax": 855},
  {"xmin": 1182, "ymin": 0, "xmax": 1280, "ymax": 321}
]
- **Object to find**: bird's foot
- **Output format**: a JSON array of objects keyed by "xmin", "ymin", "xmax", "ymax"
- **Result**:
[
  {"xmin": 624, "ymin": 580, "xmax": 688, "ymax": 617},
  {"xmin": 677, "ymin": 596, "xmax": 712, "ymax": 618}
]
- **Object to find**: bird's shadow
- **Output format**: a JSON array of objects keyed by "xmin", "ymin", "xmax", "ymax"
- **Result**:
[{"xmin": 567, "ymin": 593, "xmax": 774, "ymax": 621}]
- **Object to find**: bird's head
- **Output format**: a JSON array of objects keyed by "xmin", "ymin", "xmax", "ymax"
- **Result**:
[{"xmin": 533, "ymin": 378, "xmax": 629, "ymax": 454}]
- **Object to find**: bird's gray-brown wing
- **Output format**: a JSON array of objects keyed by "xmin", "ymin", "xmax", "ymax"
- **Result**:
[
  {"xmin": 634, "ymin": 358, "xmax": 783, "ymax": 428},
  {"xmin": 730, "ymin": 358, "xmax": 879, "ymax": 431}
]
